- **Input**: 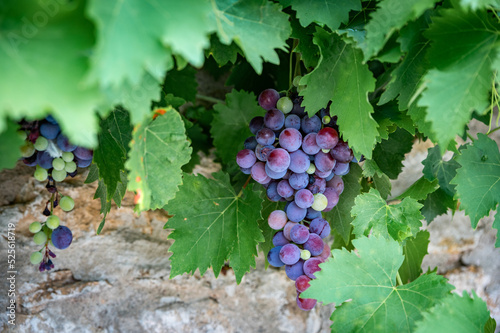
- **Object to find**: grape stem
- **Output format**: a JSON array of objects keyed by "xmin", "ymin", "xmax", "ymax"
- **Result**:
[
  {"xmin": 236, "ymin": 175, "xmax": 252, "ymax": 198},
  {"xmin": 196, "ymin": 94, "xmax": 225, "ymax": 105}
]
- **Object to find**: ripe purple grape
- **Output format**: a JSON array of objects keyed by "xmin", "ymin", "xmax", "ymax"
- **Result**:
[
  {"xmin": 302, "ymin": 133, "xmax": 321, "ymax": 155},
  {"xmin": 249, "ymin": 116, "xmax": 265, "ymax": 134},
  {"xmin": 286, "ymin": 259, "xmax": 305, "ymax": 280},
  {"xmin": 295, "ymin": 275, "xmax": 311, "ymax": 293},
  {"xmin": 266, "ymin": 181, "xmax": 282, "ymax": 202},
  {"xmin": 283, "ymin": 221, "xmax": 298, "ymax": 240},
  {"xmin": 279, "ymin": 128, "xmax": 302, "ymax": 152},
  {"xmin": 296, "ymin": 294, "xmax": 317, "ymax": 311},
  {"xmin": 314, "ymin": 151, "xmax": 336, "ymax": 172},
  {"xmin": 294, "ymin": 189, "xmax": 314, "ymax": 209},
  {"xmin": 285, "ymin": 114, "xmax": 301, "ymax": 130},
  {"xmin": 307, "ymin": 175, "xmax": 326, "ymax": 194},
  {"xmin": 288, "ymin": 150, "xmax": 310, "ymax": 174},
  {"xmin": 74, "ymin": 147, "xmax": 93, "ymax": 161},
  {"xmin": 316, "ymin": 127, "xmax": 339, "ymax": 150},
  {"xmin": 286, "ymin": 202, "xmax": 307, "ymax": 222},
  {"xmin": 305, "ymin": 207, "xmax": 321, "ymax": 221},
  {"xmin": 258, "ymin": 89, "xmax": 280, "ymax": 110},
  {"xmin": 266, "ymin": 148, "xmax": 290, "ymax": 173},
  {"xmin": 255, "ymin": 128, "xmax": 275, "ymax": 146},
  {"xmin": 75, "ymin": 157, "xmax": 92, "ymax": 168},
  {"xmin": 251, "ymin": 162, "xmax": 271, "ymax": 184},
  {"xmin": 327, "ymin": 175, "xmax": 344, "ymax": 195},
  {"xmin": 315, "ymin": 168, "xmax": 332, "ymax": 179},
  {"xmin": 290, "ymin": 224, "xmax": 310, "ymax": 244},
  {"xmin": 303, "ymin": 234, "xmax": 324, "ymax": 256},
  {"xmin": 330, "ymin": 140, "xmax": 353, "ymax": 163},
  {"xmin": 236, "ymin": 149, "xmax": 257, "ymax": 169},
  {"xmin": 279, "ymin": 243, "xmax": 301, "ymax": 265},
  {"xmin": 51, "ymin": 225, "xmax": 73, "ymax": 250},
  {"xmin": 265, "ymin": 162, "xmax": 287, "ymax": 180},
  {"xmin": 267, "ymin": 246, "xmax": 285, "ymax": 267},
  {"xmin": 288, "ymin": 172, "xmax": 309, "ymax": 190},
  {"xmin": 244, "ymin": 136, "xmax": 258, "ymax": 150},
  {"xmin": 301, "ymin": 115, "xmax": 321, "ymax": 134},
  {"xmin": 272, "ymin": 231, "xmax": 290, "ymax": 246},
  {"xmin": 322, "ymin": 187, "xmax": 340, "ymax": 212},
  {"xmin": 277, "ymin": 180, "xmax": 294, "ymax": 198},
  {"xmin": 264, "ymin": 109, "xmax": 285, "ymax": 130},
  {"xmin": 255, "ymin": 144, "xmax": 275, "ymax": 161},
  {"xmin": 333, "ymin": 161, "xmax": 350, "ymax": 176},
  {"xmin": 309, "ymin": 218, "xmax": 331, "ymax": 239},
  {"xmin": 303, "ymin": 257, "xmax": 322, "ymax": 279}
]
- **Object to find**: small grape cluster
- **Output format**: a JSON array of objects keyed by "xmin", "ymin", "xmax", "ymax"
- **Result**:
[
  {"xmin": 18, "ymin": 116, "xmax": 91, "ymax": 271},
  {"xmin": 236, "ymin": 86, "xmax": 354, "ymax": 310}
]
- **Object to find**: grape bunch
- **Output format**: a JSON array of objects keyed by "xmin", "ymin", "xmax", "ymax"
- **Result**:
[
  {"xmin": 236, "ymin": 86, "xmax": 354, "ymax": 310},
  {"xmin": 18, "ymin": 116, "xmax": 90, "ymax": 271}
]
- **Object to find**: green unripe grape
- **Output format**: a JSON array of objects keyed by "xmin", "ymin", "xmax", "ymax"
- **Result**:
[
  {"xmin": 321, "ymin": 149, "xmax": 330, "ymax": 154},
  {"xmin": 64, "ymin": 161, "xmax": 77, "ymax": 173},
  {"xmin": 62, "ymin": 151, "xmax": 74, "ymax": 162},
  {"xmin": 33, "ymin": 231, "xmax": 48, "ymax": 245},
  {"xmin": 20, "ymin": 142, "xmax": 35, "ymax": 157},
  {"xmin": 52, "ymin": 158, "xmax": 65, "ymax": 171},
  {"xmin": 34, "ymin": 167, "xmax": 48, "ymax": 182},
  {"xmin": 300, "ymin": 249, "xmax": 311, "ymax": 260},
  {"xmin": 322, "ymin": 115, "xmax": 331, "ymax": 124},
  {"xmin": 30, "ymin": 251, "xmax": 43, "ymax": 265},
  {"xmin": 34, "ymin": 136, "xmax": 48, "ymax": 151},
  {"xmin": 46, "ymin": 215, "xmax": 60, "ymax": 229},
  {"xmin": 292, "ymin": 75, "xmax": 302, "ymax": 87},
  {"xmin": 17, "ymin": 130, "xmax": 27, "ymax": 140},
  {"xmin": 59, "ymin": 196, "xmax": 75, "ymax": 212},
  {"xmin": 297, "ymin": 85, "xmax": 306, "ymax": 93},
  {"xmin": 306, "ymin": 163, "xmax": 316, "ymax": 174},
  {"xmin": 312, "ymin": 193, "xmax": 328, "ymax": 211},
  {"xmin": 29, "ymin": 221, "xmax": 42, "ymax": 233},
  {"xmin": 276, "ymin": 97, "xmax": 293, "ymax": 114},
  {"xmin": 51, "ymin": 169, "xmax": 67, "ymax": 182}
]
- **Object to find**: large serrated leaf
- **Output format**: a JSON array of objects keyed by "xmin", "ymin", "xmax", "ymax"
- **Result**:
[
  {"xmin": 126, "ymin": 107, "xmax": 192, "ymax": 211},
  {"xmin": 164, "ymin": 172, "xmax": 264, "ymax": 283},
  {"xmin": 422, "ymin": 145, "xmax": 460, "ymax": 196},
  {"xmin": 399, "ymin": 230, "xmax": 430, "ymax": 283}
]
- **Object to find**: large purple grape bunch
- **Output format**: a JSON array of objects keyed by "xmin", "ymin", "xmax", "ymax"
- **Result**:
[
  {"xmin": 236, "ymin": 88, "xmax": 354, "ymax": 311},
  {"xmin": 19, "ymin": 116, "xmax": 87, "ymax": 271}
]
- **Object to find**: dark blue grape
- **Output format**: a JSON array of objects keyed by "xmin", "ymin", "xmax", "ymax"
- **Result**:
[
  {"xmin": 40, "ymin": 122, "xmax": 60, "ymax": 140},
  {"xmin": 74, "ymin": 147, "xmax": 93, "ymax": 160},
  {"xmin": 75, "ymin": 157, "xmax": 92, "ymax": 168},
  {"xmin": 273, "ymin": 231, "xmax": 289, "ymax": 246},
  {"xmin": 305, "ymin": 207, "xmax": 321, "ymax": 221},
  {"xmin": 264, "ymin": 109, "xmax": 285, "ymax": 130},
  {"xmin": 291, "ymin": 98, "xmax": 306, "ymax": 117},
  {"xmin": 267, "ymin": 246, "xmax": 284, "ymax": 267},
  {"xmin": 266, "ymin": 181, "xmax": 282, "ymax": 202},
  {"xmin": 288, "ymin": 172, "xmax": 309, "ymax": 190},
  {"xmin": 36, "ymin": 151, "xmax": 54, "ymax": 169},
  {"xmin": 45, "ymin": 115, "xmax": 58, "ymax": 124},
  {"xmin": 244, "ymin": 136, "xmax": 258, "ymax": 150},
  {"xmin": 249, "ymin": 116, "xmax": 265, "ymax": 134},
  {"xmin": 56, "ymin": 134, "xmax": 77, "ymax": 152},
  {"xmin": 256, "ymin": 128, "xmax": 275, "ymax": 146},
  {"xmin": 284, "ymin": 114, "xmax": 301, "ymax": 130},
  {"xmin": 51, "ymin": 225, "xmax": 73, "ymax": 250},
  {"xmin": 286, "ymin": 202, "xmax": 307, "ymax": 222},
  {"xmin": 23, "ymin": 152, "xmax": 38, "ymax": 166},
  {"xmin": 301, "ymin": 115, "xmax": 321, "ymax": 134},
  {"xmin": 286, "ymin": 259, "xmax": 305, "ymax": 281},
  {"xmin": 240, "ymin": 167, "xmax": 251, "ymax": 175}
]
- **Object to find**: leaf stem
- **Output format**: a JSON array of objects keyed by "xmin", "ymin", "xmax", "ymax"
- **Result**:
[
  {"xmin": 396, "ymin": 272, "xmax": 403, "ymax": 286},
  {"xmin": 196, "ymin": 94, "xmax": 225, "ymax": 105},
  {"xmin": 237, "ymin": 175, "xmax": 252, "ymax": 198}
]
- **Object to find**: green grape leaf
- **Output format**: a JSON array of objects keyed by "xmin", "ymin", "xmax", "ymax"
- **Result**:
[
  {"xmin": 372, "ymin": 127, "xmax": 415, "ymax": 179},
  {"xmin": 422, "ymin": 145, "xmax": 460, "ymax": 196},
  {"xmin": 164, "ymin": 172, "xmax": 264, "ymax": 284},
  {"xmin": 163, "ymin": 66, "xmax": 198, "ymax": 103},
  {"xmin": 280, "ymin": 0, "xmax": 361, "ymax": 31},
  {"xmin": 485, "ymin": 316, "xmax": 497, "ymax": 333},
  {"xmin": 351, "ymin": 188, "xmax": 423, "ymax": 242},
  {"xmin": 415, "ymin": 291, "xmax": 493, "ymax": 333},
  {"xmin": 396, "ymin": 176, "xmax": 439, "ymax": 201},
  {"xmin": 258, "ymin": 193, "xmax": 285, "ymax": 266},
  {"xmin": 300, "ymin": 28, "xmax": 378, "ymax": 159},
  {"xmin": 399, "ymin": 230, "xmax": 430, "ymax": 283},
  {"xmin": 459, "ymin": 0, "xmax": 500, "ymax": 11},
  {"xmin": 0, "ymin": 0, "xmax": 102, "ymax": 147},
  {"xmin": 421, "ymin": 188, "xmax": 456, "ymax": 223},
  {"xmin": 182, "ymin": 122, "xmax": 210, "ymax": 173},
  {"xmin": 206, "ymin": 34, "xmax": 242, "ymax": 67},
  {"xmin": 125, "ymin": 107, "xmax": 192, "ymax": 211},
  {"xmin": 290, "ymin": 16, "xmax": 320, "ymax": 69},
  {"xmin": 303, "ymin": 236, "xmax": 453, "ymax": 332},
  {"xmin": 494, "ymin": 210, "xmax": 500, "ymax": 248},
  {"xmin": 324, "ymin": 163, "xmax": 363, "ymax": 244},
  {"xmin": 0, "ymin": 120, "xmax": 23, "ymax": 171},
  {"xmin": 211, "ymin": 90, "xmax": 263, "ymax": 166},
  {"xmin": 363, "ymin": 0, "xmax": 437, "ymax": 61},
  {"xmin": 212, "ymin": 0, "xmax": 291, "ymax": 75},
  {"xmin": 93, "ymin": 108, "xmax": 133, "ymax": 201},
  {"xmin": 363, "ymin": 159, "xmax": 393, "ymax": 200},
  {"xmin": 418, "ymin": 6, "xmax": 499, "ymax": 152},
  {"xmin": 450, "ymin": 133, "xmax": 500, "ymax": 228},
  {"xmin": 86, "ymin": 0, "xmax": 214, "ymax": 87}
]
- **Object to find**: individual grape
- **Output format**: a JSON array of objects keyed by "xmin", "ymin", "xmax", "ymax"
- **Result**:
[
  {"xmin": 64, "ymin": 161, "xmax": 77, "ymax": 173},
  {"xmin": 292, "ymin": 76, "xmax": 302, "ymax": 87},
  {"xmin": 251, "ymin": 162, "xmax": 271, "ymax": 184},
  {"xmin": 264, "ymin": 109, "xmax": 285, "ymax": 130},
  {"xmin": 318, "ymin": 243, "xmax": 332, "ymax": 261},
  {"xmin": 277, "ymin": 96, "xmax": 293, "ymax": 114},
  {"xmin": 272, "ymin": 231, "xmax": 289, "ymax": 246},
  {"xmin": 295, "ymin": 275, "xmax": 311, "ymax": 293},
  {"xmin": 305, "ymin": 207, "xmax": 321, "ymax": 221},
  {"xmin": 286, "ymin": 202, "xmax": 307, "ymax": 222},
  {"xmin": 249, "ymin": 116, "xmax": 265, "ymax": 134},
  {"xmin": 306, "ymin": 163, "xmax": 316, "ymax": 175},
  {"xmin": 314, "ymin": 168, "xmax": 332, "ymax": 179},
  {"xmin": 307, "ymin": 175, "xmax": 326, "ymax": 194},
  {"xmin": 283, "ymin": 222, "xmax": 298, "ymax": 240},
  {"xmin": 36, "ymin": 151, "xmax": 54, "ymax": 169},
  {"xmin": 273, "ymin": 182, "xmax": 291, "ymax": 200},
  {"xmin": 324, "ymin": 171, "xmax": 335, "ymax": 182},
  {"xmin": 51, "ymin": 225, "xmax": 73, "ymax": 250},
  {"xmin": 75, "ymin": 157, "xmax": 92, "ymax": 168},
  {"xmin": 29, "ymin": 221, "xmax": 42, "ymax": 233},
  {"xmin": 34, "ymin": 136, "xmax": 49, "ymax": 151},
  {"xmin": 244, "ymin": 136, "xmax": 258, "ymax": 150},
  {"xmin": 240, "ymin": 167, "xmax": 251, "ymax": 175},
  {"xmin": 59, "ymin": 196, "xmax": 75, "ymax": 212},
  {"xmin": 51, "ymin": 169, "xmax": 67, "ymax": 182},
  {"xmin": 267, "ymin": 246, "xmax": 285, "ymax": 267},
  {"xmin": 279, "ymin": 243, "xmax": 301, "ymax": 265},
  {"xmin": 301, "ymin": 115, "xmax": 321, "ymax": 134},
  {"xmin": 333, "ymin": 162, "xmax": 350, "ymax": 176},
  {"xmin": 23, "ymin": 153, "xmax": 38, "ymax": 167},
  {"xmin": 288, "ymin": 150, "xmax": 310, "ymax": 174},
  {"xmin": 61, "ymin": 151, "xmax": 74, "ymax": 162},
  {"xmin": 291, "ymin": 98, "xmax": 306, "ymax": 117},
  {"xmin": 290, "ymin": 224, "xmax": 310, "ymax": 244},
  {"xmin": 316, "ymin": 127, "xmax": 339, "ymax": 150},
  {"xmin": 46, "ymin": 215, "xmax": 60, "ymax": 229},
  {"xmin": 73, "ymin": 147, "xmax": 93, "ymax": 160},
  {"xmin": 33, "ymin": 231, "xmax": 48, "ymax": 245},
  {"xmin": 303, "ymin": 234, "xmax": 324, "ymax": 256},
  {"xmin": 266, "ymin": 181, "xmax": 282, "ymax": 202},
  {"xmin": 309, "ymin": 218, "xmax": 331, "ymax": 239},
  {"xmin": 300, "ymin": 249, "xmax": 311, "ymax": 260},
  {"xmin": 279, "ymin": 128, "xmax": 302, "ymax": 152},
  {"xmin": 303, "ymin": 258, "xmax": 322, "ymax": 279},
  {"xmin": 45, "ymin": 115, "xmax": 58, "ymax": 124},
  {"xmin": 21, "ymin": 142, "xmax": 35, "ymax": 157},
  {"xmin": 288, "ymin": 172, "xmax": 309, "ymax": 190},
  {"xmin": 294, "ymin": 189, "xmax": 314, "ymax": 209},
  {"xmin": 296, "ymin": 294, "xmax": 317, "ymax": 311},
  {"xmin": 255, "ymin": 128, "xmax": 275, "ymax": 146},
  {"xmin": 255, "ymin": 144, "xmax": 274, "ymax": 161},
  {"xmin": 286, "ymin": 259, "xmax": 305, "ymax": 280},
  {"xmin": 40, "ymin": 122, "xmax": 60, "ymax": 139},
  {"xmin": 265, "ymin": 163, "xmax": 287, "ymax": 180},
  {"xmin": 52, "ymin": 157, "xmax": 65, "ymax": 171},
  {"xmin": 284, "ymin": 114, "xmax": 301, "ymax": 130},
  {"xmin": 266, "ymin": 148, "xmax": 290, "ymax": 173},
  {"xmin": 302, "ymin": 133, "xmax": 320, "ymax": 155},
  {"xmin": 322, "ymin": 115, "xmax": 331, "ymax": 124},
  {"xmin": 236, "ymin": 149, "xmax": 257, "ymax": 169},
  {"xmin": 34, "ymin": 167, "xmax": 48, "ymax": 182},
  {"xmin": 30, "ymin": 251, "xmax": 43, "ymax": 265},
  {"xmin": 267, "ymin": 209, "xmax": 288, "ymax": 230},
  {"xmin": 330, "ymin": 140, "xmax": 353, "ymax": 163},
  {"xmin": 311, "ymin": 193, "xmax": 328, "ymax": 211},
  {"xmin": 314, "ymin": 151, "xmax": 336, "ymax": 172},
  {"xmin": 56, "ymin": 134, "xmax": 77, "ymax": 152},
  {"xmin": 327, "ymin": 175, "xmax": 344, "ymax": 195},
  {"xmin": 258, "ymin": 89, "xmax": 280, "ymax": 110},
  {"xmin": 322, "ymin": 187, "xmax": 339, "ymax": 212}
]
